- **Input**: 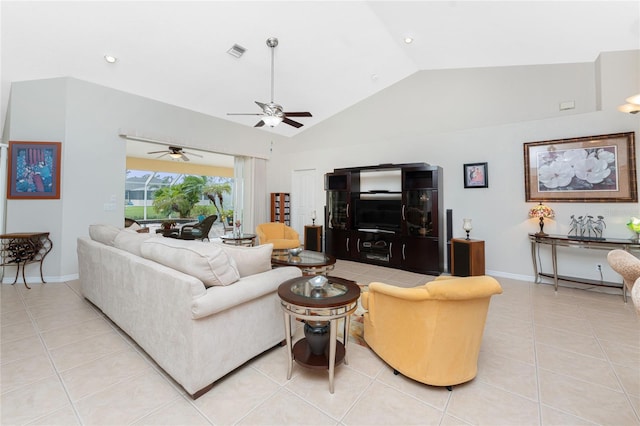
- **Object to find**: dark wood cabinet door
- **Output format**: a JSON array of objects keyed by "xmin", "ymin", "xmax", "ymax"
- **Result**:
[
  {"xmin": 401, "ymin": 237, "xmax": 440, "ymax": 274},
  {"xmin": 326, "ymin": 229, "xmax": 352, "ymax": 259}
]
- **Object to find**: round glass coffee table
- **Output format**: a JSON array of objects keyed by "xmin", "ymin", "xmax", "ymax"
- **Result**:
[
  {"xmin": 271, "ymin": 250, "xmax": 336, "ymax": 275},
  {"xmin": 219, "ymin": 233, "xmax": 256, "ymax": 246},
  {"xmin": 277, "ymin": 275, "xmax": 360, "ymax": 393}
]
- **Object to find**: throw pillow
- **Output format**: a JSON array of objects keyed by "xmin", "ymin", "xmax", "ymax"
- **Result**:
[
  {"xmin": 215, "ymin": 243, "xmax": 273, "ymax": 277},
  {"xmin": 88, "ymin": 224, "xmax": 121, "ymax": 246},
  {"xmin": 140, "ymin": 238, "xmax": 240, "ymax": 287},
  {"xmin": 113, "ymin": 230, "xmax": 153, "ymax": 257}
]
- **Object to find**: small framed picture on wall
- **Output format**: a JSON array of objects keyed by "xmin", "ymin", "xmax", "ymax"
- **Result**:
[{"xmin": 463, "ymin": 162, "xmax": 488, "ymax": 188}]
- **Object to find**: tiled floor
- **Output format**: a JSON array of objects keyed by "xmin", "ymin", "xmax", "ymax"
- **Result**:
[{"xmin": 1, "ymin": 260, "xmax": 639, "ymax": 425}]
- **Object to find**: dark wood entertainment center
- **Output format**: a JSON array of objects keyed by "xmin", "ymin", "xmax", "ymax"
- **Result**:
[{"xmin": 324, "ymin": 163, "xmax": 443, "ymax": 275}]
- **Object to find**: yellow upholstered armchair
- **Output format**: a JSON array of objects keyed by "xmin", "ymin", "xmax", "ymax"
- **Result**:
[
  {"xmin": 255, "ymin": 222, "xmax": 300, "ymax": 250},
  {"xmin": 361, "ymin": 275, "xmax": 503, "ymax": 389}
]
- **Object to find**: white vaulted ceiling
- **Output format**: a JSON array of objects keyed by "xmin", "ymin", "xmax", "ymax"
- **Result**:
[{"xmin": 2, "ymin": 1, "xmax": 639, "ymax": 139}]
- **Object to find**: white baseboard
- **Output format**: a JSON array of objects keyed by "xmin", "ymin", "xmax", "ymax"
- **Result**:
[{"xmin": 1, "ymin": 273, "xmax": 79, "ymax": 285}]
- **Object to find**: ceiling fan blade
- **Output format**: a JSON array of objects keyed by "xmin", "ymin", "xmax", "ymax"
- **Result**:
[
  {"xmin": 183, "ymin": 151, "xmax": 203, "ymax": 158},
  {"xmin": 282, "ymin": 117, "xmax": 304, "ymax": 128},
  {"xmin": 156, "ymin": 153, "xmax": 169, "ymax": 159},
  {"xmin": 255, "ymin": 101, "xmax": 268, "ymax": 111},
  {"xmin": 254, "ymin": 120, "xmax": 265, "ymax": 128},
  {"xmin": 147, "ymin": 150, "xmax": 169, "ymax": 154},
  {"xmin": 180, "ymin": 154, "xmax": 190, "ymax": 162},
  {"xmin": 283, "ymin": 112, "xmax": 312, "ymax": 117}
]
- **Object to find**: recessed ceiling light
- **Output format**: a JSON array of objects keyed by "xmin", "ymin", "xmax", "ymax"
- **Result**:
[
  {"xmin": 104, "ymin": 55, "xmax": 118, "ymax": 63},
  {"xmin": 404, "ymin": 37, "xmax": 413, "ymax": 44}
]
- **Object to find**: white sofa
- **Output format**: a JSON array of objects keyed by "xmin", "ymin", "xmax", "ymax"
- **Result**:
[{"xmin": 77, "ymin": 224, "xmax": 302, "ymax": 398}]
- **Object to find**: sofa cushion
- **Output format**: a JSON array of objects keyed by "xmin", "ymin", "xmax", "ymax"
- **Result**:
[
  {"xmin": 140, "ymin": 238, "xmax": 240, "ymax": 287},
  {"xmin": 215, "ymin": 243, "xmax": 273, "ymax": 277},
  {"xmin": 89, "ymin": 224, "xmax": 121, "ymax": 246},
  {"xmin": 113, "ymin": 230, "xmax": 153, "ymax": 257}
]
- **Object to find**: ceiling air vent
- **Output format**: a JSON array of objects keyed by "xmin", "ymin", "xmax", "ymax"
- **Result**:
[{"xmin": 227, "ymin": 44, "xmax": 246, "ymax": 58}]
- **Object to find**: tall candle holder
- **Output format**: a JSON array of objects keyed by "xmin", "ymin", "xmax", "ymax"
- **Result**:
[{"xmin": 462, "ymin": 218, "xmax": 472, "ymax": 240}]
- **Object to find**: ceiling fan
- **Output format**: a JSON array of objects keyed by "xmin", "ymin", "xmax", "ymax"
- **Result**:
[
  {"xmin": 227, "ymin": 37, "xmax": 312, "ymax": 129},
  {"xmin": 147, "ymin": 146, "xmax": 203, "ymax": 162}
]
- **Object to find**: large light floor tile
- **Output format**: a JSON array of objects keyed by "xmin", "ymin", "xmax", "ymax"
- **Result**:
[
  {"xmin": 534, "ymin": 324, "xmax": 606, "ymax": 359},
  {"xmin": 237, "ymin": 388, "xmax": 336, "ymax": 425},
  {"xmin": 74, "ymin": 370, "xmax": 180, "ymax": 425},
  {"xmin": 1, "ymin": 319, "xmax": 38, "ymax": 343},
  {"xmin": 374, "ymin": 367, "xmax": 451, "ymax": 411},
  {"xmin": 134, "ymin": 397, "xmax": 210, "ymax": 426},
  {"xmin": 476, "ymin": 351, "xmax": 538, "ymax": 401},
  {"xmin": 342, "ymin": 380, "xmax": 444, "ymax": 425},
  {"xmin": 1, "ymin": 352, "xmax": 57, "ymax": 393},
  {"xmin": 61, "ymin": 348, "xmax": 152, "ymax": 401},
  {"xmin": 536, "ymin": 343, "xmax": 621, "ymax": 391},
  {"xmin": 194, "ymin": 366, "xmax": 280, "ymax": 425},
  {"xmin": 40, "ymin": 317, "xmax": 115, "ymax": 350},
  {"xmin": 1, "ymin": 334, "xmax": 47, "ymax": 365},
  {"xmin": 0, "ymin": 376, "xmax": 71, "ymax": 425},
  {"xmin": 538, "ymin": 369, "xmax": 638, "ymax": 425},
  {"xmin": 286, "ymin": 364, "xmax": 373, "ymax": 420},
  {"xmin": 446, "ymin": 380, "xmax": 540, "ymax": 426},
  {"xmin": 49, "ymin": 331, "xmax": 132, "ymax": 371}
]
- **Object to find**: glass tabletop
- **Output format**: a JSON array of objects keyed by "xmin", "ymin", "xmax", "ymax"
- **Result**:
[
  {"xmin": 278, "ymin": 275, "xmax": 360, "ymax": 307},
  {"xmin": 271, "ymin": 250, "xmax": 335, "ymax": 267},
  {"xmin": 290, "ymin": 276, "xmax": 347, "ymax": 299},
  {"xmin": 220, "ymin": 233, "xmax": 256, "ymax": 240}
]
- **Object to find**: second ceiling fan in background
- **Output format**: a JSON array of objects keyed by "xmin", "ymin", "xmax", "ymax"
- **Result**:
[{"xmin": 228, "ymin": 37, "xmax": 312, "ymax": 128}]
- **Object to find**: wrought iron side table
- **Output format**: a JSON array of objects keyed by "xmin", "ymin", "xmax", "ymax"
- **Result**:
[{"xmin": 0, "ymin": 232, "xmax": 53, "ymax": 289}]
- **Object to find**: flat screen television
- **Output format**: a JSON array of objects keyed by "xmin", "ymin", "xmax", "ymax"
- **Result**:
[{"xmin": 354, "ymin": 198, "xmax": 401, "ymax": 232}]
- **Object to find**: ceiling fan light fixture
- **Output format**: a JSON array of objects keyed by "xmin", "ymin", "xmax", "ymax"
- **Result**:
[
  {"xmin": 618, "ymin": 93, "xmax": 640, "ymax": 114},
  {"xmin": 262, "ymin": 115, "xmax": 283, "ymax": 127},
  {"xmin": 626, "ymin": 94, "xmax": 640, "ymax": 104},
  {"xmin": 169, "ymin": 153, "xmax": 182, "ymax": 159}
]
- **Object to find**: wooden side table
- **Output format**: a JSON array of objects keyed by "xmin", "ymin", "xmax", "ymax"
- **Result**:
[
  {"xmin": 0, "ymin": 232, "xmax": 53, "ymax": 288},
  {"xmin": 450, "ymin": 238, "xmax": 485, "ymax": 277},
  {"xmin": 278, "ymin": 275, "xmax": 360, "ymax": 393}
]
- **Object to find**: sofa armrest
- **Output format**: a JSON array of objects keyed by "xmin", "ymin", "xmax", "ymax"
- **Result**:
[{"xmin": 191, "ymin": 266, "xmax": 302, "ymax": 319}]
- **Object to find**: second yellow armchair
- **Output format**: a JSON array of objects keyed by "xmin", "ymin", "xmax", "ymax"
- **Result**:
[
  {"xmin": 361, "ymin": 275, "xmax": 502, "ymax": 389},
  {"xmin": 255, "ymin": 222, "xmax": 300, "ymax": 250}
]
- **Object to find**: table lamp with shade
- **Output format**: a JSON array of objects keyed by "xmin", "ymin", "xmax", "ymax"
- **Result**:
[{"xmin": 529, "ymin": 202, "xmax": 555, "ymax": 236}]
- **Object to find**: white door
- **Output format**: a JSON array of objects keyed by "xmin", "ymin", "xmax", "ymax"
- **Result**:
[{"xmin": 291, "ymin": 169, "xmax": 316, "ymax": 245}]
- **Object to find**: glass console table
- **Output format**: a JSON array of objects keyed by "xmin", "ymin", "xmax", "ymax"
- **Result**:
[{"xmin": 528, "ymin": 233, "xmax": 640, "ymax": 301}]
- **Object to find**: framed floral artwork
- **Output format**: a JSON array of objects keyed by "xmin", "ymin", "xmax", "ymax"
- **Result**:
[
  {"xmin": 524, "ymin": 132, "xmax": 637, "ymax": 202},
  {"xmin": 463, "ymin": 162, "xmax": 488, "ymax": 188},
  {"xmin": 7, "ymin": 141, "xmax": 61, "ymax": 199}
]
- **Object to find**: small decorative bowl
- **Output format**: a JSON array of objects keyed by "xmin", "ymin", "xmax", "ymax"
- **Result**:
[
  {"xmin": 308, "ymin": 275, "xmax": 328, "ymax": 288},
  {"xmin": 289, "ymin": 247, "xmax": 303, "ymax": 256}
]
